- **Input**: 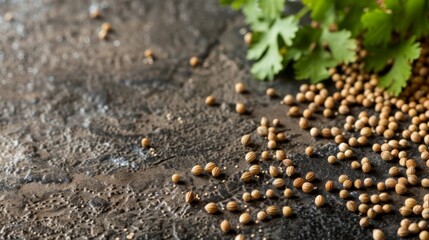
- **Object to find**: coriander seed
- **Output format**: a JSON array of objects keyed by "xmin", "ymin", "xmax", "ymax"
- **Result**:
[
  {"xmin": 205, "ymin": 96, "xmax": 216, "ymax": 106},
  {"xmin": 141, "ymin": 137, "xmax": 150, "ymax": 148},
  {"xmin": 205, "ymin": 202, "xmax": 218, "ymax": 214},
  {"xmin": 239, "ymin": 212, "xmax": 251, "ymax": 224},
  {"xmin": 191, "ymin": 165, "xmax": 203, "ymax": 176},
  {"xmin": 185, "ymin": 191, "xmax": 194, "ymax": 204},
  {"xmin": 235, "ymin": 82, "xmax": 246, "ymax": 93},
  {"xmin": 172, "ymin": 174, "xmax": 181, "ymax": 184},
  {"xmin": 315, "ymin": 195, "xmax": 325, "ymax": 207},
  {"xmin": 226, "ymin": 201, "xmax": 238, "ymax": 211},
  {"xmin": 236, "ymin": 103, "xmax": 246, "ymax": 114},
  {"xmin": 282, "ymin": 206, "xmax": 293, "ymax": 217},
  {"xmin": 220, "ymin": 220, "xmax": 230, "ymax": 233}
]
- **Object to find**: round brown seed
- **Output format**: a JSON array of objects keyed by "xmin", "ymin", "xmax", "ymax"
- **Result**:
[
  {"xmin": 235, "ymin": 82, "xmax": 246, "ymax": 93},
  {"xmin": 172, "ymin": 174, "xmax": 181, "ymax": 184},
  {"xmin": 315, "ymin": 195, "xmax": 325, "ymax": 207},
  {"xmin": 205, "ymin": 202, "xmax": 218, "ymax": 214},
  {"xmin": 220, "ymin": 220, "xmax": 230, "ymax": 233},
  {"xmin": 185, "ymin": 191, "xmax": 194, "ymax": 204},
  {"xmin": 141, "ymin": 137, "xmax": 150, "ymax": 148},
  {"xmin": 282, "ymin": 206, "xmax": 293, "ymax": 217},
  {"xmin": 226, "ymin": 201, "xmax": 238, "ymax": 211},
  {"xmin": 240, "ymin": 134, "xmax": 251, "ymax": 146},
  {"xmin": 239, "ymin": 212, "xmax": 252, "ymax": 224},
  {"xmin": 266, "ymin": 205, "xmax": 279, "ymax": 216},
  {"xmin": 191, "ymin": 165, "xmax": 203, "ymax": 176}
]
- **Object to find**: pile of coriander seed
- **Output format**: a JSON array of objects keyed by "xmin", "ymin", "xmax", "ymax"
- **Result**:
[{"xmin": 160, "ymin": 40, "xmax": 429, "ymax": 240}]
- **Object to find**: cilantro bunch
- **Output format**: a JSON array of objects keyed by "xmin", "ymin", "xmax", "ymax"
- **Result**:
[{"xmin": 221, "ymin": 0, "xmax": 429, "ymax": 96}]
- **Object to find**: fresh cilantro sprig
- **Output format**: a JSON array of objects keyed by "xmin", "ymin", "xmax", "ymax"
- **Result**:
[{"xmin": 221, "ymin": 0, "xmax": 429, "ymax": 96}]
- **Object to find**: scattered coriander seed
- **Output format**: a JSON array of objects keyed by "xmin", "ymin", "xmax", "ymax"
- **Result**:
[
  {"xmin": 383, "ymin": 204, "xmax": 392, "ymax": 213},
  {"xmin": 310, "ymin": 127, "xmax": 320, "ymax": 137},
  {"xmin": 172, "ymin": 174, "xmax": 181, "ymax": 184},
  {"xmin": 276, "ymin": 150, "xmax": 286, "ymax": 161},
  {"xmin": 211, "ymin": 167, "xmax": 221, "ymax": 177},
  {"xmin": 397, "ymin": 227, "xmax": 409, "ymax": 237},
  {"xmin": 269, "ymin": 166, "xmax": 279, "ymax": 177},
  {"xmin": 282, "ymin": 206, "xmax": 293, "ymax": 217},
  {"xmin": 257, "ymin": 126, "xmax": 268, "ymax": 136},
  {"xmin": 239, "ymin": 212, "xmax": 252, "ymax": 224},
  {"xmin": 235, "ymin": 82, "xmax": 246, "ymax": 93},
  {"xmin": 367, "ymin": 208, "xmax": 377, "ymax": 219},
  {"xmin": 240, "ymin": 134, "xmax": 251, "ymax": 146},
  {"xmin": 98, "ymin": 30, "xmax": 108, "ymax": 40},
  {"xmin": 245, "ymin": 151, "xmax": 257, "ymax": 163},
  {"xmin": 257, "ymin": 211, "xmax": 267, "ymax": 221},
  {"xmin": 362, "ymin": 163, "xmax": 371, "ymax": 173},
  {"xmin": 236, "ymin": 103, "xmax": 246, "ymax": 114},
  {"xmin": 339, "ymin": 190, "xmax": 349, "ymax": 199},
  {"xmin": 101, "ymin": 22, "xmax": 112, "ymax": 32},
  {"xmin": 141, "ymin": 137, "xmax": 150, "ymax": 148},
  {"xmin": 191, "ymin": 165, "xmax": 203, "ymax": 176},
  {"xmin": 370, "ymin": 194, "xmax": 380, "ymax": 204},
  {"xmin": 242, "ymin": 192, "xmax": 251, "ymax": 202},
  {"xmin": 220, "ymin": 220, "xmax": 230, "ymax": 233},
  {"xmin": 251, "ymin": 190, "xmax": 262, "ymax": 200},
  {"xmin": 260, "ymin": 117, "xmax": 269, "ymax": 127},
  {"xmin": 273, "ymin": 178, "xmax": 285, "ymax": 189},
  {"xmin": 395, "ymin": 183, "xmax": 407, "ymax": 195},
  {"xmin": 327, "ymin": 155, "xmax": 337, "ymax": 164},
  {"xmin": 235, "ymin": 234, "xmax": 246, "ymax": 240},
  {"xmin": 423, "ymin": 208, "xmax": 429, "ymax": 219},
  {"xmin": 325, "ymin": 180, "xmax": 334, "ymax": 192},
  {"xmin": 261, "ymin": 151, "xmax": 270, "ymax": 160},
  {"xmin": 405, "ymin": 198, "xmax": 417, "ymax": 208},
  {"xmin": 360, "ymin": 217, "xmax": 370, "ymax": 228},
  {"xmin": 305, "ymin": 146, "xmax": 314, "ymax": 156},
  {"xmin": 283, "ymin": 95, "xmax": 294, "ymax": 105},
  {"xmin": 305, "ymin": 172, "xmax": 316, "ymax": 182},
  {"xmin": 273, "ymin": 118, "xmax": 280, "ymax": 127},
  {"xmin": 266, "ymin": 88, "xmax": 276, "ymax": 97},
  {"xmin": 315, "ymin": 195, "xmax": 325, "ymax": 207},
  {"xmin": 144, "ymin": 49, "xmax": 154, "ymax": 58},
  {"xmin": 266, "ymin": 205, "xmax": 279, "ymax": 216},
  {"xmin": 286, "ymin": 166, "xmax": 295, "ymax": 177},
  {"xmin": 189, "ymin": 56, "xmax": 200, "ymax": 67},
  {"xmin": 343, "ymin": 179, "xmax": 353, "ymax": 189},
  {"xmin": 287, "ymin": 106, "xmax": 300, "ymax": 117},
  {"xmin": 268, "ymin": 140, "xmax": 277, "ymax": 149},
  {"xmin": 205, "ymin": 162, "xmax": 216, "ymax": 173},
  {"xmin": 284, "ymin": 188, "xmax": 293, "ymax": 198},
  {"xmin": 240, "ymin": 171, "xmax": 252, "ymax": 183},
  {"xmin": 346, "ymin": 201, "xmax": 357, "ymax": 212},
  {"xmin": 293, "ymin": 177, "xmax": 305, "ymax": 188},
  {"xmin": 205, "ymin": 96, "xmax": 216, "ymax": 106},
  {"xmin": 226, "ymin": 201, "xmax": 238, "ymax": 211},
  {"xmin": 359, "ymin": 204, "xmax": 369, "ymax": 214},
  {"xmin": 399, "ymin": 206, "xmax": 412, "ymax": 216},
  {"xmin": 373, "ymin": 229, "xmax": 385, "ymax": 240},
  {"xmin": 266, "ymin": 189, "xmax": 277, "ymax": 198},
  {"xmin": 185, "ymin": 191, "xmax": 194, "ymax": 204},
  {"xmin": 302, "ymin": 182, "xmax": 314, "ymax": 193},
  {"xmin": 205, "ymin": 202, "xmax": 218, "ymax": 214},
  {"xmin": 249, "ymin": 165, "xmax": 261, "ymax": 175}
]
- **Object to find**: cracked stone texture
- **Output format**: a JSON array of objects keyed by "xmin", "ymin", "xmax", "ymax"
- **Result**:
[{"xmin": 0, "ymin": 0, "xmax": 425, "ymax": 239}]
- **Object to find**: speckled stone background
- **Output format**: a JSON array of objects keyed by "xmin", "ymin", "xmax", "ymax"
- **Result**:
[{"xmin": 0, "ymin": 1, "xmax": 423, "ymax": 239}]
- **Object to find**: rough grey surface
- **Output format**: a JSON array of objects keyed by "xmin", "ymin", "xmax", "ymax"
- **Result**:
[{"xmin": 0, "ymin": 0, "xmax": 424, "ymax": 239}]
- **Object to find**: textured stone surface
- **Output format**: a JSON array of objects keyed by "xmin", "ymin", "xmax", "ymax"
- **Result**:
[{"xmin": 0, "ymin": 0, "xmax": 422, "ymax": 239}]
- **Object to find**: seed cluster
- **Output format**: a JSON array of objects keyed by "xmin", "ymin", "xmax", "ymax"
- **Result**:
[{"xmin": 164, "ymin": 42, "xmax": 429, "ymax": 240}]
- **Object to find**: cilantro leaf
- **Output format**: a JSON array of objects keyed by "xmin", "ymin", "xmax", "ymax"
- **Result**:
[
  {"xmin": 377, "ymin": 38, "xmax": 421, "ymax": 96},
  {"xmin": 361, "ymin": 9, "xmax": 393, "ymax": 46},
  {"xmin": 247, "ymin": 16, "xmax": 298, "ymax": 80},
  {"xmin": 302, "ymin": 0, "xmax": 335, "ymax": 25},
  {"xmin": 294, "ymin": 48, "xmax": 336, "ymax": 83},
  {"xmin": 322, "ymin": 29, "xmax": 356, "ymax": 63},
  {"xmin": 259, "ymin": 0, "xmax": 285, "ymax": 21},
  {"xmin": 251, "ymin": 45, "xmax": 283, "ymax": 80},
  {"xmin": 242, "ymin": 0, "xmax": 262, "ymax": 26}
]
